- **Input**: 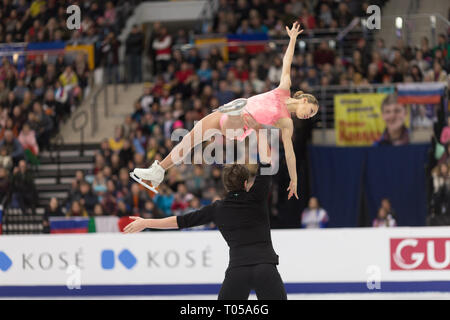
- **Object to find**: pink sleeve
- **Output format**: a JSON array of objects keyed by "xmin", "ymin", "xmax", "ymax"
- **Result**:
[{"xmin": 274, "ymin": 87, "xmax": 291, "ymax": 98}]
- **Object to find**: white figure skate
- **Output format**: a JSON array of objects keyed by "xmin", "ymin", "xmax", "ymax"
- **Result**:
[
  {"xmin": 130, "ymin": 160, "xmax": 165, "ymax": 194},
  {"xmin": 214, "ymin": 98, "xmax": 248, "ymax": 115}
]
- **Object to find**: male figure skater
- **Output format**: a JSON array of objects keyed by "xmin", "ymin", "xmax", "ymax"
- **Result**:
[{"xmin": 124, "ymin": 138, "xmax": 287, "ymax": 300}]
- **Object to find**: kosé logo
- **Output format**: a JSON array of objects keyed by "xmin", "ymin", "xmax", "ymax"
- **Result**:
[
  {"xmin": 390, "ymin": 238, "xmax": 450, "ymax": 270},
  {"xmin": 0, "ymin": 251, "xmax": 12, "ymax": 272},
  {"xmin": 101, "ymin": 249, "xmax": 137, "ymax": 270}
]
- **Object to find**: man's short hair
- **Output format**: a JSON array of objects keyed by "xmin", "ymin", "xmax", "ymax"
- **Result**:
[{"xmin": 222, "ymin": 164, "xmax": 250, "ymax": 192}]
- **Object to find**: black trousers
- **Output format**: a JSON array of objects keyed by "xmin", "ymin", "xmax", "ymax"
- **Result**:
[{"xmin": 218, "ymin": 264, "xmax": 287, "ymax": 300}]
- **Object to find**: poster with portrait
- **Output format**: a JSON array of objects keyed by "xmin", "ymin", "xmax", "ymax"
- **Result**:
[{"xmin": 334, "ymin": 93, "xmax": 411, "ymax": 146}]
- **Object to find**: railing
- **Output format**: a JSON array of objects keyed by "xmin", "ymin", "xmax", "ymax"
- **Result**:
[
  {"xmin": 89, "ymin": 61, "xmax": 123, "ymax": 138},
  {"xmin": 377, "ymin": 13, "xmax": 450, "ymax": 48},
  {"xmin": 55, "ymin": 135, "xmax": 64, "ymax": 185},
  {"xmin": 308, "ymin": 84, "xmax": 396, "ymax": 130},
  {"xmin": 311, "ymin": 82, "xmax": 448, "ymax": 136}
]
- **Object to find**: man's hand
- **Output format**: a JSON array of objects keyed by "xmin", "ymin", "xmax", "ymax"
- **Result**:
[
  {"xmin": 123, "ymin": 216, "xmax": 148, "ymax": 233},
  {"xmin": 285, "ymin": 21, "xmax": 303, "ymax": 39},
  {"xmin": 287, "ymin": 180, "xmax": 299, "ymax": 200}
]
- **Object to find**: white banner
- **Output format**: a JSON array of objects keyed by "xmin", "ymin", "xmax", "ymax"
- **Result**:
[{"xmin": 1, "ymin": 227, "xmax": 450, "ymax": 296}]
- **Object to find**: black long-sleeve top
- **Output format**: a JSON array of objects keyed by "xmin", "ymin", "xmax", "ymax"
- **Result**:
[{"xmin": 177, "ymin": 163, "xmax": 279, "ymax": 268}]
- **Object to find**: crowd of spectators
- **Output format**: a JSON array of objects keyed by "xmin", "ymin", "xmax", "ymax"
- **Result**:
[
  {"xmin": 431, "ymin": 122, "xmax": 450, "ymax": 218},
  {"xmin": 372, "ymin": 198, "xmax": 397, "ymax": 227},
  {"xmin": 0, "ymin": 0, "xmax": 128, "ymax": 210},
  {"xmin": 58, "ymin": 122, "xmax": 225, "ymax": 230},
  {"xmin": 1, "ymin": 0, "xmax": 449, "ymax": 229},
  {"xmin": 0, "ymin": 0, "xmax": 124, "ymax": 44},
  {"xmin": 65, "ymin": 0, "xmax": 448, "ymax": 227},
  {"xmin": 210, "ymin": 0, "xmax": 378, "ymax": 34}
]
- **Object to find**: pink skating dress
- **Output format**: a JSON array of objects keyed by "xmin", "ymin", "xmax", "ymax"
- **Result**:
[{"xmin": 220, "ymin": 87, "xmax": 291, "ymax": 141}]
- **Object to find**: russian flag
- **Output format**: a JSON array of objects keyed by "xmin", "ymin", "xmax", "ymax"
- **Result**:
[
  {"xmin": 26, "ymin": 41, "xmax": 66, "ymax": 61},
  {"xmin": 49, "ymin": 217, "xmax": 89, "ymax": 234},
  {"xmin": 227, "ymin": 33, "xmax": 269, "ymax": 55},
  {"xmin": 397, "ymin": 82, "xmax": 447, "ymax": 104}
]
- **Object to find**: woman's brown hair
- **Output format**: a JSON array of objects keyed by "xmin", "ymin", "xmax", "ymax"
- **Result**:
[{"xmin": 293, "ymin": 90, "xmax": 319, "ymax": 105}]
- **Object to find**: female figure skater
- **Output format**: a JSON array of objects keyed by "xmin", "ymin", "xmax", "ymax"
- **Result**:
[{"xmin": 132, "ymin": 22, "xmax": 318, "ymax": 200}]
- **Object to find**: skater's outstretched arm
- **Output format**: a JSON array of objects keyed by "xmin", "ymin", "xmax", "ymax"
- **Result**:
[
  {"xmin": 279, "ymin": 22, "xmax": 303, "ymax": 91},
  {"xmin": 123, "ymin": 202, "xmax": 216, "ymax": 233},
  {"xmin": 277, "ymin": 117, "xmax": 298, "ymax": 200},
  {"xmin": 123, "ymin": 216, "xmax": 178, "ymax": 233}
]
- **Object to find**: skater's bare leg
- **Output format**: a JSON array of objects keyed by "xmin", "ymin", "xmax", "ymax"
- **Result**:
[{"xmin": 159, "ymin": 111, "xmax": 222, "ymax": 170}]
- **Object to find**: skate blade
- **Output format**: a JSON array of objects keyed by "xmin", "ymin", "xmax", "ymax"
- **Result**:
[
  {"xmin": 129, "ymin": 172, "xmax": 159, "ymax": 194},
  {"xmin": 214, "ymin": 99, "xmax": 247, "ymax": 113}
]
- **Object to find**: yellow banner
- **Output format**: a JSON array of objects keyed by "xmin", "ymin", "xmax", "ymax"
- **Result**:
[
  {"xmin": 65, "ymin": 44, "xmax": 95, "ymax": 70},
  {"xmin": 195, "ymin": 38, "xmax": 228, "ymax": 62},
  {"xmin": 334, "ymin": 93, "xmax": 387, "ymax": 146}
]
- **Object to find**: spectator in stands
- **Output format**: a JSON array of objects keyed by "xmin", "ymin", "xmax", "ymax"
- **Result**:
[
  {"xmin": 153, "ymin": 26, "xmax": 172, "ymax": 74},
  {"xmin": 99, "ymin": 138, "xmax": 112, "ymax": 163},
  {"xmin": 438, "ymin": 143, "xmax": 450, "ymax": 167},
  {"xmin": 110, "ymin": 153, "xmax": 122, "ymax": 177},
  {"xmin": 32, "ymin": 101, "xmax": 53, "ymax": 150},
  {"xmin": 410, "ymin": 65, "xmax": 423, "ymax": 82},
  {"xmin": 314, "ymin": 41, "xmax": 335, "ymax": 67},
  {"xmin": 431, "ymin": 163, "xmax": 450, "ymax": 215},
  {"xmin": 380, "ymin": 198, "xmax": 397, "ymax": 219},
  {"xmin": 153, "ymin": 184, "xmax": 174, "ymax": 216},
  {"xmin": 102, "ymin": 180, "xmax": 119, "ymax": 216},
  {"xmin": 18, "ymin": 122, "xmax": 39, "ymax": 156},
  {"xmin": 119, "ymin": 139, "xmax": 134, "ymax": 167},
  {"xmin": 299, "ymin": 8, "xmax": 316, "ymax": 30},
  {"xmin": 141, "ymin": 200, "xmax": 163, "ymax": 219},
  {"xmin": 126, "ymin": 25, "xmax": 144, "ymax": 83},
  {"xmin": 43, "ymin": 197, "xmax": 64, "ymax": 233},
  {"xmin": 0, "ymin": 166, "xmax": 9, "ymax": 204},
  {"xmin": 301, "ymin": 197, "xmax": 329, "ymax": 228},
  {"xmin": 318, "ymin": 3, "xmax": 333, "ymax": 28},
  {"xmin": 78, "ymin": 181, "xmax": 99, "ymax": 214},
  {"xmin": 428, "ymin": 61, "xmax": 447, "ymax": 82},
  {"xmin": 58, "ymin": 65, "xmax": 80, "ymax": 108},
  {"xmin": 10, "ymin": 160, "xmax": 36, "ymax": 213},
  {"xmin": 101, "ymin": 31, "xmax": 120, "ymax": 83},
  {"xmin": 335, "ymin": 2, "xmax": 353, "ymax": 28},
  {"xmin": 125, "ymin": 183, "xmax": 149, "ymax": 214},
  {"xmin": 374, "ymin": 94, "xmax": 409, "ymax": 146},
  {"xmin": 93, "ymin": 203, "xmax": 105, "ymax": 216},
  {"xmin": 372, "ymin": 207, "xmax": 397, "ymax": 227},
  {"xmin": 0, "ymin": 145, "xmax": 13, "ymax": 171},
  {"xmin": 109, "ymin": 125, "xmax": 125, "ymax": 152},
  {"xmin": 412, "ymin": 105, "xmax": 433, "ymax": 129},
  {"xmin": 185, "ymin": 165, "xmax": 207, "ymax": 197},
  {"xmin": 0, "ymin": 129, "xmax": 24, "ymax": 164},
  {"xmin": 46, "ymin": 197, "xmax": 64, "ymax": 218},
  {"xmin": 117, "ymin": 200, "xmax": 130, "ymax": 217},
  {"xmin": 94, "ymin": 153, "xmax": 105, "ymax": 175},
  {"xmin": 67, "ymin": 200, "xmax": 88, "ymax": 217},
  {"xmin": 92, "ymin": 170, "xmax": 107, "ymax": 195}
]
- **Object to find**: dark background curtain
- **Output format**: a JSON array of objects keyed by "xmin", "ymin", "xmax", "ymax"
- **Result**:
[
  {"xmin": 309, "ymin": 146, "xmax": 366, "ymax": 227},
  {"xmin": 309, "ymin": 144, "xmax": 430, "ymax": 227},
  {"xmin": 365, "ymin": 144, "xmax": 429, "ymax": 226}
]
